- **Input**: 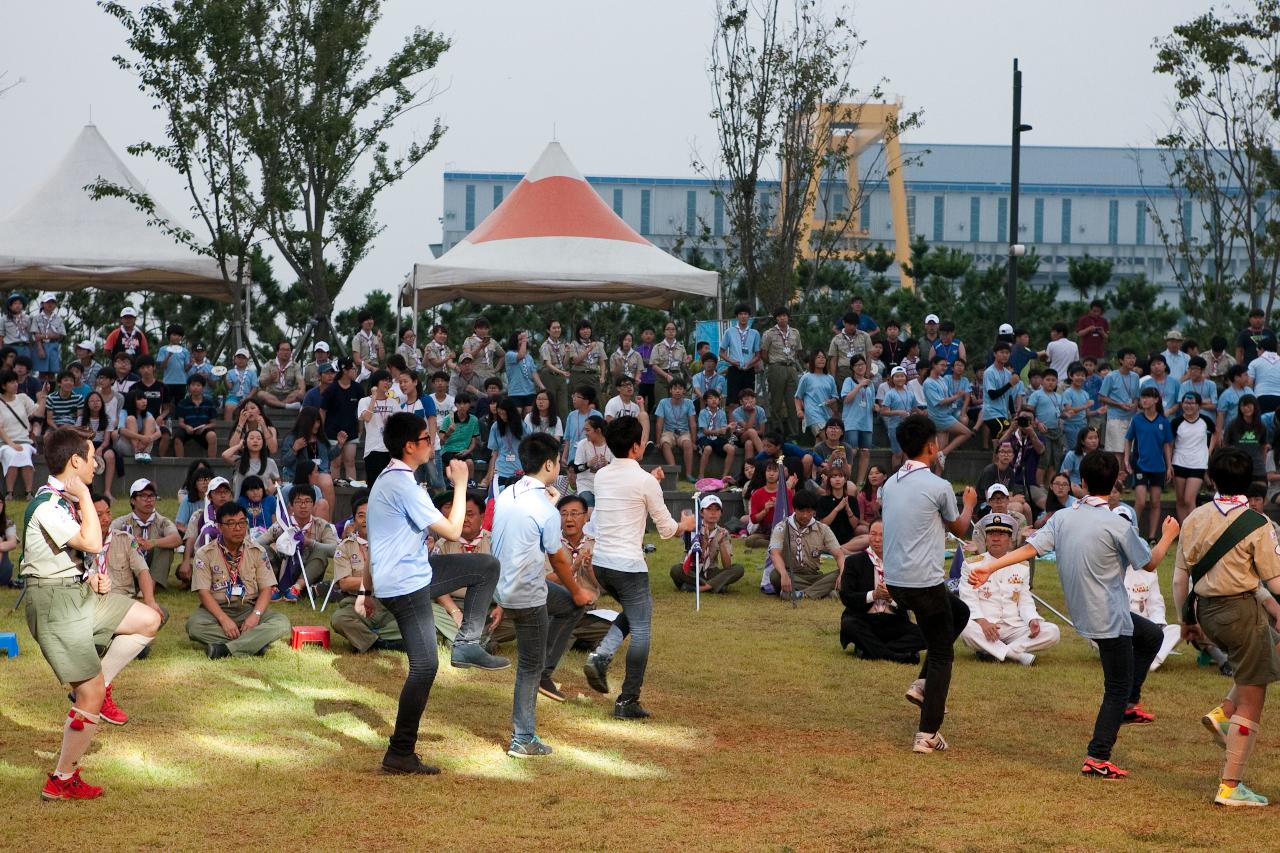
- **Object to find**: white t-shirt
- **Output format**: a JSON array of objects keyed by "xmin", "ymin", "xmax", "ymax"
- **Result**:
[
  {"xmin": 0, "ymin": 393, "xmax": 37, "ymax": 443},
  {"xmin": 604, "ymin": 395, "xmax": 642, "ymax": 420},
  {"xmin": 523, "ymin": 413, "xmax": 564, "ymax": 438},
  {"xmin": 572, "ymin": 437, "xmax": 614, "ymax": 494},
  {"xmin": 1046, "ymin": 337, "xmax": 1080, "ymax": 377},
  {"xmin": 357, "ymin": 395, "xmax": 398, "ymax": 456},
  {"xmin": 1171, "ymin": 413, "xmax": 1213, "ymax": 469}
]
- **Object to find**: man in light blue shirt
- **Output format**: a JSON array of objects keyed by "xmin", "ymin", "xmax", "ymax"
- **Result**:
[
  {"xmin": 365, "ymin": 411, "xmax": 508, "ymax": 776},
  {"xmin": 492, "ymin": 433, "xmax": 595, "ymax": 757},
  {"xmin": 1162, "ymin": 330, "xmax": 1190, "ymax": 382},
  {"xmin": 880, "ymin": 414, "xmax": 977, "ymax": 755},
  {"xmin": 720, "ymin": 303, "xmax": 762, "ymax": 414},
  {"xmin": 1099, "ymin": 348, "xmax": 1140, "ymax": 454},
  {"xmin": 1248, "ymin": 338, "xmax": 1280, "ymax": 414},
  {"xmin": 982, "ymin": 341, "xmax": 1021, "ymax": 439}
]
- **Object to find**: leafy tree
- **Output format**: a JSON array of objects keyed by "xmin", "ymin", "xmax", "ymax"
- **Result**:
[
  {"xmin": 1105, "ymin": 275, "xmax": 1182, "ymax": 359},
  {"xmin": 1066, "ymin": 254, "xmax": 1114, "ymax": 302}
]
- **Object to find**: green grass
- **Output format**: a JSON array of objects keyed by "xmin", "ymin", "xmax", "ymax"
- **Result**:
[{"xmin": 0, "ymin": 516, "xmax": 1275, "ymax": 851}]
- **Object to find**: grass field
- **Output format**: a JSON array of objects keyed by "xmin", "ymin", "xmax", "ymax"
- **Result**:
[{"xmin": 1, "ymin": 501, "xmax": 1278, "ymax": 851}]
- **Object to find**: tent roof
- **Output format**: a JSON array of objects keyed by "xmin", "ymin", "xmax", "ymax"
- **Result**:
[
  {"xmin": 0, "ymin": 124, "xmax": 232, "ymax": 302},
  {"xmin": 410, "ymin": 142, "xmax": 718, "ymax": 309}
]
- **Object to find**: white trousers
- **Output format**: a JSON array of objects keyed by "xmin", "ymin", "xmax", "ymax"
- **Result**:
[
  {"xmin": 961, "ymin": 619, "xmax": 1061, "ymax": 661},
  {"xmin": 1149, "ymin": 623, "xmax": 1182, "ymax": 670}
]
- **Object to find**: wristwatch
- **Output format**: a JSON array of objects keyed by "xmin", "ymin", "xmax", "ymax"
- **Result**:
[{"xmin": 253, "ymin": 609, "xmax": 263, "ymax": 616}]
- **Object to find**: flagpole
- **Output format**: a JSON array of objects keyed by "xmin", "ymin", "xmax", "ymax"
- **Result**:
[{"xmin": 693, "ymin": 491, "xmax": 702, "ymax": 612}]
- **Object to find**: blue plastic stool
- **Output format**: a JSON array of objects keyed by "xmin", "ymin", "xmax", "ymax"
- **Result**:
[{"xmin": 0, "ymin": 631, "xmax": 17, "ymax": 658}]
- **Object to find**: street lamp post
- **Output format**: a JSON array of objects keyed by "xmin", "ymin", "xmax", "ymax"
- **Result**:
[{"xmin": 1008, "ymin": 58, "xmax": 1032, "ymax": 325}]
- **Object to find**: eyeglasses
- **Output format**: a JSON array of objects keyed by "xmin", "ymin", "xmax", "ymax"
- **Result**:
[
  {"xmin": 409, "ymin": 432, "xmax": 431, "ymax": 443},
  {"xmin": 219, "ymin": 520, "xmax": 249, "ymax": 529},
  {"xmin": 561, "ymin": 510, "xmax": 586, "ymax": 517}
]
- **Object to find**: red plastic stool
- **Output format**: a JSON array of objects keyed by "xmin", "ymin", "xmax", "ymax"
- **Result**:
[{"xmin": 290, "ymin": 626, "xmax": 331, "ymax": 650}]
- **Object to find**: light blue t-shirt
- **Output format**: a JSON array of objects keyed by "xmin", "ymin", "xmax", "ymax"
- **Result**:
[
  {"xmin": 881, "ymin": 463, "xmax": 958, "ymax": 588},
  {"xmin": 1028, "ymin": 500, "xmax": 1151, "ymax": 639},
  {"xmin": 1140, "ymin": 374, "xmax": 1180, "ymax": 413},
  {"xmin": 1163, "ymin": 349, "xmax": 1190, "ymax": 382},
  {"xmin": 840, "ymin": 377, "xmax": 874, "ymax": 432},
  {"xmin": 697, "ymin": 406, "xmax": 728, "ymax": 436},
  {"xmin": 945, "ymin": 375, "xmax": 971, "ymax": 418},
  {"xmin": 1061, "ymin": 386, "xmax": 1090, "ymax": 430},
  {"xmin": 158, "ymin": 345, "xmax": 191, "ymax": 385},
  {"xmin": 655, "ymin": 397, "xmax": 696, "ymax": 434},
  {"xmin": 1059, "ymin": 450, "xmax": 1083, "ymax": 486},
  {"xmin": 563, "ymin": 406, "xmax": 599, "ymax": 455},
  {"xmin": 922, "ymin": 376, "xmax": 952, "ymax": 426},
  {"xmin": 691, "ymin": 370, "xmax": 728, "ymax": 401},
  {"xmin": 504, "ymin": 352, "xmax": 538, "ymax": 397},
  {"xmin": 1099, "ymin": 369, "xmax": 1140, "ymax": 424},
  {"xmin": 487, "ymin": 427, "xmax": 522, "ymax": 478},
  {"xmin": 1218, "ymin": 385, "xmax": 1244, "ymax": 430},
  {"xmin": 1249, "ymin": 353, "xmax": 1280, "ymax": 396},
  {"xmin": 721, "ymin": 324, "xmax": 761, "ymax": 366},
  {"xmin": 795, "ymin": 372, "xmax": 837, "ymax": 429},
  {"xmin": 492, "ymin": 476, "xmax": 562, "ymax": 609},
  {"xmin": 368, "ymin": 461, "xmax": 444, "ymax": 597},
  {"xmin": 1027, "ymin": 388, "xmax": 1062, "ymax": 430},
  {"xmin": 982, "ymin": 365, "xmax": 1018, "ymax": 422},
  {"xmin": 731, "ymin": 404, "xmax": 767, "ymax": 430},
  {"xmin": 880, "ymin": 387, "xmax": 916, "ymax": 436}
]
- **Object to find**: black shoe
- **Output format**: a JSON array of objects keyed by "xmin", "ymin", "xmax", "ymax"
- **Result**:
[
  {"xmin": 380, "ymin": 751, "xmax": 441, "ymax": 775},
  {"xmin": 135, "ymin": 645, "xmax": 151, "ymax": 661},
  {"xmin": 538, "ymin": 675, "xmax": 567, "ymax": 702},
  {"xmin": 206, "ymin": 643, "xmax": 231, "ymax": 660},
  {"xmin": 614, "ymin": 696, "xmax": 651, "ymax": 720},
  {"xmin": 373, "ymin": 638, "xmax": 406, "ymax": 653},
  {"xmin": 584, "ymin": 653, "xmax": 610, "ymax": 694}
]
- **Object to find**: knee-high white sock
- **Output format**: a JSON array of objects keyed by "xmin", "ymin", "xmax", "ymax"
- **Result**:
[
  {"xmin": 100, "ymin": 633, "xmax": 153, "ymax": 687},
  {"xmin": 1223, "ymin": 715, "xmax": 1261, "ymax": 782},
  {"xmin": 54, "ymin": 708, "xmax": 100, "ymax": 778}
]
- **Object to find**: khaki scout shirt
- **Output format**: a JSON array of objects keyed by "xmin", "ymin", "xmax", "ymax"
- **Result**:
[
  {"xmin": 1177, "ymin": 500, "xmax": 1280, "ymax": 597},
  {"xmin": 761, "ymin": 325, "xmax": 802, "ymax": 367},
  {"xmin": 433, "ymin": 530, "xmax": 491, "ymax": 556},
  {"xmin": 100, "ymin": 530, "xmax": 150, "ymax": 596},
  {"xmin": 769, "ymin": 517, "xmax": 841, "ymax": 576},
  {"xmin": 193, "ymin": 539, "xmax": 276, "ymax": 606},
  {"xmin": 826, "ymin": 329, "xmax": 873, "ymax": 373},
  {"xmin": 20, "ymin": 485, "xmax": 84, "ymax": 580}
]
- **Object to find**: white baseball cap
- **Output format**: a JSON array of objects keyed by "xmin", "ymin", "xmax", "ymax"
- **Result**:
[
  {"xmin": 699, "ymin": 494, "xmax": 723, "ymax": 510},
  {"xmin": 234, "ymin": 347, "xmax": 250, "ymax": 358},
  {"xmin": 924, "ymin": 314, "xmax": 940, "ymax": 324},
  {"xmin": 75, "ymin": 340, "xmax": 95, "ymax": 353},
  {"xmin": 120, "ymin": 307, "xmax": 138, "ymax": 318},
  {"xmin": 985, "ymin": 483, "xmax": 1011, "ymax": 499},
  {"xmin": 129, "ymin": 478, "xmax": 156, "ymax": 496},
  {"xmin": 208, "ymin": 476, "xmax": 232, "ymax": 495},
  {"xmin": 314, "ymin": 341, "xmax": 331, "ymax": 352},
  {"xmin": 40, "ymin": 293, "xmax": 57, "ymax": 304},
  {"xmin": 890, "ymin": 365, "xmax": 907, "ymax": 377},
  {"xmin": 998, "ymin": 323, "xmax": 1014, "ymax": 335}
]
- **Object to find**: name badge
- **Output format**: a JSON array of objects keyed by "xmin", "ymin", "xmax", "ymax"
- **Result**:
[
  {"xmin": 504, "ymin": 453, "xmax": 516, "ymax": 462},
  {"xmin": 228, "ymin": 582, "xmax": 246, "ymax": 598}
]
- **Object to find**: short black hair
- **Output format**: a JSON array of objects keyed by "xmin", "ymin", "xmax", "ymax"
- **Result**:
[
  {"xmin": 518, "ymin": 432, "xmax": 561, "ymax": 475},
  {"xmin": 166, "ymin": 323, "xmax": 184, "ymax": 337},
  {"xmin": 239, "ymin": 475, "xmax": 265, "ymax": 496},
  {"xmin": 483, "ymin": 377, "xmax": 503, "ymax": 391},
  {"xmin": 557, "ymin": 494, "xmax": 588, "ymax": 513},
  {"xmin": 842, "ymin": 312, "xmax": 859, "ymax": 327},
  {"xmin": 669, "ymin": 378, "xmax": 687, "ymax": 390},
  {"xmin": 454, "ymin": 391, "xmax": 474, "ymax": 407},
  {"xmin": 1068, "ymin": 361, "xmax": 1086, "ymax": 377},
  {"xmin": 792, "ymin": 489, "xmax": 819, "ymax": 511},
  {"xmin": 1208, "ymin": 447, "xmax": 1255, "ymax": 496},
  {"xmin": 385, "ymin": 411, "xmax": 428, "ymax": 458},
  {"xmin": 1080, "ymin": 450, "xmax": 1120, "ymax": 496},
  {"xmin": 351, "ymin": 494, "xmax": 369, "ymax": 514},
  {"xmin": 772, "ymin": 306, "xmax": 790, "ymax": 319},
  {"xmin": 1117, "ymin": 347, "xmax": 1136, "ymax": 360},
  {"xmin": 938, "ymin": 321, "xmax": 955, "ymax": 334},
  {"xmin": 1188, "ymin": 355, "xmax": 1207, "ymax": 370},
  {"xmin": 1250, "ymin": 307, "xmax": 1266, "ymax": 318},
  {"xmin": 604, "ymin": 414, "xmax": 643, "ymax": 458},
  {"xmin": 1227, "ymin": 364, "xmax": 1248, "ymax": 381},
  {"xmin": 386, "ymin": 354, "xmax": 407, "ymax": 372},
  {"xmin": 734, "ymin": 302, "xmax": 751, "ymax": 315},
  {"xmin": 430, "ymin": 370, "xmax": 449, "ymax": 383},
  {"xmin": 1041, "ymin": 368, "xmax": 1058, "ymax": 379},
  {"xmin": 895, "ymin": 414, "xmax": 937, "ymax": 459},
  {"xmin": 187, "ymin": 374, "xmax": 206, "ymax": 386},
  {"xmin": 216, "ymin": 501, "xmax": 248, "ymax": 523},
  {"xmin": 358, "ymin": 309, "xmax": 373, "ymax": 323},
  {"xmin": 366, "ymin": 369, "xmax": 391, "ymax": 391},
  {"xmin": 135, "ymin": 355, "xmax": 155, "ymax": 369},
  {"xmin": 1247, "ymin": 482, "xmax": 1268, "ymax": 500},
  {"xmin": 288, "ymin": 487, "xmax": 315, "ymax": 506},
  {"xmin": 573, "ymin": 385, "xmax": 597, "ymax": 405},
  {"xmin": 1051, "ymin": 321, "xmax": 1068, "ymax": 335},
  {"xmin": 992, "ymin": 341, "xmax": 1011, "ymax": 353}
]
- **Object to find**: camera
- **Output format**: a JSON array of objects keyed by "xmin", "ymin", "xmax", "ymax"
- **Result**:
[
  {"xmin": 568, "ymin": 461, "xmax": 591, "ymax": 473},
  {"xmin": 1016, "ymin": 415, "xmax": 1031, "ymax": 428}
]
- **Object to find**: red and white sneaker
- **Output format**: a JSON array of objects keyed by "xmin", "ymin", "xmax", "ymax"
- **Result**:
[
  {"xmin": 41, "ymin": 769, "xmax": 105, "ymax": 801},
  {"xmin": 1121, "ymin": 704, "xmax": 1155, "ymax": 725},
  {"xmin": 1081, "ymin": 758, "xmax": 1129, "ymax": 780},
  {"xmin": 98, "ymin": 684, "xmax": 128, "ymax": 726}
]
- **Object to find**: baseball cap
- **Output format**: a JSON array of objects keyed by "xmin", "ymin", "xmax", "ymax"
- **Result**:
[
  {"xmin": 193, "ymin": 342, "xmax": 207, "ymax": 352},
  {"xmin": 889, "ymin": 365, "xmax": 907, "ymax": 377},
  {"xmin": 699, "ymin": 495, "xmax": 723, "ymax": 510},
  {"xmin": 998, "ymin": 323, "xmax": 1014, "ymax": 335},
  {"xmin": 120, "ymin": 307, "xmax": 138, "ymax": 318},
  {"xmin": 318, "ymin": 362, "xmax": 336, "ymax": 374},
  {"xmin": 314, "ymin": 341, "xmax": 331, "ymax": 352},
  {"xmin": 985, "ymin": 483, "xmax": 1011, "ymax": 499},
  {"xmin": 925, "ymin": 313, "xmax": 940, "ymax": 324},
  {"xmin": 129, "ymin": 478, "xmax": 156, "ymax": 496},
  {"xmin": 207, "ymin": 476, "xmax": 232, "ymax": 495},
  {"xmin": 40, "ymin": 293, "xmax": 57, "ymax": 304},
  {"xmin": 234, "ymin": 347, "xmax": 250, "ymax": 358},
  {"xmin": 75, "ymin": 340, "xmax": 94, "ymax": 352},
  {"xmin": 458, "ymin": 352, "xmax": 474, "ymax": 361},
  {"xmin": 1165, "ymin": 329, "xmax": 1183, "ymax": 341},
  {"xmin": 982, "ymin": 512, "xmax": 1016, "ymax": 537}
]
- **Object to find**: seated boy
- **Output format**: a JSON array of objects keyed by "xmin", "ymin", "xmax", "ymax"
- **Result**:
[
  {"xmin": 330, "ymin": 495, "xmax": 403, "ymax": 652},
  {"xmin": 654, "ymin": 379, "xmax": 697, "ymax": 482},
  {"xmin": 696, "ymin": 388, "xmax": 736, "ymax": 480},
  {"xmin": 767, "ymin": 489, "xmax": 848, "ymax": 599},
  {"xmin": 731, "ymin": 387, "xmax": 767, "ymax": 461},
  {"xmin": 670, "ymin": 494, "xmax": 744, "ymax": 593},
  {"xmin": 439, "ymin": 392, "xmax": 481, "ymax": 482}
]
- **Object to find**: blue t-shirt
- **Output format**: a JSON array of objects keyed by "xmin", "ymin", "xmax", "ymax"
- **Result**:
[
  {"xmin": 1099, "ymin": 370, "xmax": 1140, "ymax": 423},
  {"xmin": 158, "ymin": 345, "xmax": 191, "ymax": 385},
  {"xmin": 1248, "ymin": 353, "xmax": 1280, "ymax": 396},
  {"xmin": 931, "ymin": 339, "xmax": 962, "ymax": 367},
  {"xmin": 1061, "ymin": 387, "xmax": 1090, "ymax": 429},
  {"xmin": 982, "ymin": 365, "xmax": 1018, "ymax": 422},
  {"xmin": 881, "ymin": 463, "xmax": 958, "ymax": 588},
  {"xmin": 368, "ymin": 462, "xmax": 444, "ymax": 597},
  {"xmin": 857, "ymin": 313, "xmax": 878, "ymax": 333},
  {"xmin": 563, "ymin": 406, "xmax": 598, "ymax": 455},
  {"xmin": 1218, "ymin": 385, "xmax": 1245, "ymax": 430},
  {"xmin": 487, "ymin": 427, "xmax": 522, "ymax": 478},
  {"xmin": 1060, "ymin": 450, "xmax": 1083, "ymax": 486},
  {"xmin": 492, "ymin": 476, "xmax": 562, "ymax": 609},
  {"xmin": 1084, "ymin": 373, "xmax": 1103, "ymax": 407},
  {"xmin": 504, "ymin": 352, "xmax": 538, "ymax": 397},
  {"xmin": 840, "ymin": 377, "xmax": 874, "ymax": 432},
  {"xmin": 1179, "ymin": 377, "xmax": 1217, "ymax": 407},
  {"xmin": 691, "ymin": 370, "xmax": 728, "ymax": 401},
  {"xmin": 721, "ymin": 325, "xmax": 761, "ymax": 366},
  {"xmin": 880, "ymin": 387, "xmax": 916, "ymax": 434},
  {"xmin": 945, "ymin": 375, "xmax": 971, "ymax": 418},
  {"xmin": 795, "ymin": 372, "xmax": 837, "ymax": 429},
  {"xmin": 655, "ymin": 397, "xmax": 696, "ymax": 434},
  {"xmin": 730, "ymin": 404, "xmax": 768, "ymax": 430},
  {"xmin": 1027, "ymin": 389, "xmax": 1062, "ymax": 430},
  {"xmin": 1125, "ymin": 413, "xmax": 1172, "ymax": 472},
  {"xmin": 922, "ymin": 376, "xmax": 952, "ymax": 426},
  {"xmin": 697, "ymin": 406, "xmax": 728, "ymax": 436},
  {"xmin": 1163, "ymin": 349, "xmax": 1190, "ymax": 382}
]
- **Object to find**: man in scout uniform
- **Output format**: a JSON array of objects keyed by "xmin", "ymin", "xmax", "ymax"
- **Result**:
[
  {"xmin": 958, "ymin": 513, "xmax": 1060, "ymax": 665},
  {"xmin": 256, "ymin": 488, "xmax": 338, "ymax": 600},
  {"xmin": 463, "ymin": 316, "xmax": 504, "ymax": 383},
  {"xmin": 760, "ymin": 307, "xmax": 801, "ymax": 437},
  {"xmin": 93, "ymin": 493, "xmax": 168, "ymax": 629},
  {"xmin": 25, "ymin": 426, "xmax": 161, "ymax": 801},
  {"xmin": 257, "ymin": 339, "xmax": 305, "ymax": 410},
  {"xmin": 767, "ymin": 489, "xmax": 850, "ymax": 599},
  {"xmin": 430, "ymin": 490, "xmax": 499, "ymax": 643},
  {"xmin": 330, "ymin": 495, "xmax": 403, "ymax": 652},
  {"xmin": 186, "ymin": 501, "xmax": 291, "ymax": 658},
  {"xmin": 651, "ymin": 321, "xmax": 689, "ymax": 404},
  {"xmin": 110, "ymin": 478, "xmax": 182, "ymax": 590},
  {"xmin": 1175, "ymin": 446, "xmax": 1280, "ymax": 807},
  {"xmin": 826, "ymin": 312, "xmax": 873, "ymax": 389}
]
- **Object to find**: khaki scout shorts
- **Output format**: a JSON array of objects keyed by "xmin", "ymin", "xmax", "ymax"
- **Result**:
[
  {"xmin": 24, "ymin": 580, "xmax": 129, "ymax": 685},
  {"xmin": 1199, "ymin": 593, "xmax": 1280, "ymax": 686}
]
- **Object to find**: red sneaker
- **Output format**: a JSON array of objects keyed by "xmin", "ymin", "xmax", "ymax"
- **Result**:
[
  {"xmin": 1080, "ymin": 758, "xmax": 1129, "ymax": 779},
  {"xmin": 41, "ymin": 769, "xmax": 105, "ymax": 801},
  {"xmin": 1121, "ymin": 704, "xmax": 1155, "ymax": 725},
  {"xmin": 98, "ymin": 684, "xmax": 128, "ymax": 726}
]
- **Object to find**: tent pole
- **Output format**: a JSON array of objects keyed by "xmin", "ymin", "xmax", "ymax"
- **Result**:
[
  {"xmin": 413, "ymin": 277, "xmax": 419, "ymax": 339},
  {"xmin": 395, "ymin": 280, "xmax": 402, "ymax": 344}
]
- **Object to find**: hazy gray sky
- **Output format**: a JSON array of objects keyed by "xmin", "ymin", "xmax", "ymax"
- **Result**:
[{"xmin": 1, "ymin": 0, "xmax": 1211, "ymax": 310}]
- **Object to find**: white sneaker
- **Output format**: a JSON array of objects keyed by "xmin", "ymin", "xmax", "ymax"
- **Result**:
[
  {"xmin": 1012, "ymin": 651, "xmax": 1036, "ymax": 666},
  {"xmin": 913, "ymin": 731, "xmax": 949, "ymax": 753},
  {"xmin": 936, "ymin": 451, "xmax": 947, "ymax": 471},
  {"xmin": 905, "ymin": 678, "xmax": 926, "ymax": 707},
  {"xmin": 348, "ymin": 480, "xmax": 367, "ymax": 489}
]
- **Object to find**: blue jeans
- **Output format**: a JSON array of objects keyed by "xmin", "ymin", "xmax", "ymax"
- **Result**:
[
  {"xmin": 509, "ymin": 581, "xmax": 585, "ymax": 741},
  {"xmin": 376, "ymin": 552, "xmax": 500, "ymax": 758},
  {"xmin": 591, "ymin": 568, "xmax": 653, "ymax": 699},
  {"xmin": 1088, "ymin": 614, "xmax": 1161, "ymax": 761}
]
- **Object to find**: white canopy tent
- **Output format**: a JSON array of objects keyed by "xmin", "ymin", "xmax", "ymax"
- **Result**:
[
  {"xmin": 0, "ymin": 124, "xmax": 232, "ymax": 302},
  {"xmin": 407, "ymin": 141, "xmax": 719, "ymax": 311}
]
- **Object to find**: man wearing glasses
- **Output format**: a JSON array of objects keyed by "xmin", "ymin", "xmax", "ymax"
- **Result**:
[{"xmin": 185, "ymin": 502, "xmax": 290, "ymax": 659}]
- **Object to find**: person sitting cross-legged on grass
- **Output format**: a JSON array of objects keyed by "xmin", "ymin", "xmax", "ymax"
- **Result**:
[
  {"xmin": 110, "ymin": 478, "xmax": 182, "ymax": 591},
  {"xmin": 768, "ymin": 489, "xmax": 848, "ymax": 600},
  {"xmin": 958, "ymin": 513, "xmax": 1061, "ymax": 666},
  {"xmin": 1175, "ymin": 446, "xmax": 1280, "ymax": 807},
  {"xmin": 670, "ymin": 494, "xmax": 744, "ymax": 594},
  {"xmin": 256, "ymin": 487, "xmax": 337, "ymax": 602},
  {"xmin": 330, "ymin": 495, "xmax": 403, "ymax": 652},
  {"xmin": 185, "ymin": 501, "xmax": 291, "ymax": 659},
  {"xmin": 838, "ymin": 520, "xmax": 925, "ymax": 663},
  {"xmin": 970, "ymin": 449, "xmax": 1179, "ymax": 780}
]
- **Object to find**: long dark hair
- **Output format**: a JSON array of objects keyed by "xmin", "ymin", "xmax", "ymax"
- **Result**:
[
  {"xmin": 182, "ymin": 459, "xmax": 215, "ymax": 498},
  {"xmin": 292, "ymin": 406, "xmax": 323, "ymax": 440},
  {"xmin": 292, "ymin": 459, "xmax": 317, "ymax": 489},
  {"xmin": 237, "ymin": 427, "xmax": 271, "ymax": 476},
  {"xmin": 80, "ymin": 391, "xmax": 109, "ymax": 433},
  {"xmin": 529, "ymin": 389, "xmax": 559, "ymax": 429},
  {"xmin": 493, "ymin": 396, "xmax": 524, "ymax": 439}
]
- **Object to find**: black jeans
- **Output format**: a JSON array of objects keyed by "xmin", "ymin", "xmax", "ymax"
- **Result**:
[
  {"xmin": 376, "ymin": 552, "xmax": 500, "ymax": 758},
  {"xmin": 593, "ymin": 568, "xmax": 654, "ymax": 699},
  {"xmin": 508, "ymin": 582, "xmax": 585, "ymax": 741},
  {"xmin": 886, "ymin": 583, "xmax": 970, "ymax": 734},
  {"xmin": 365, "ymin": 450, "xmax": 392, "ymax": 485},
  {"xmin": 1088, "ymin": 613, "xmax": 1162, "ymax": 761}
]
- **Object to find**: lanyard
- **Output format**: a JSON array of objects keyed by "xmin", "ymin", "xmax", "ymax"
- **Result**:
[{"xmin": 220, "ymin": 543, "xmax": 243, "ymax": 587}]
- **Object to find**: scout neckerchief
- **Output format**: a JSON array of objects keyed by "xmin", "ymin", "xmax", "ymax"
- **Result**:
[
  {"xmin": 357, "ymin": 328, "xmax": 376, "ymax": 357},
  {"xmin": 734, "ymin": 323, "xmax": 751, "ymax": 358},
  {"xmin": 839, "ymin": 329, "xmax": 859, "ymax": 360},
  {"xmin": 33, "ymin": 310, "xmax": 58, "ymax": 351},
  {"xmin": 129, "ymin": 510, "xmax": 156, "ymax": 542},
  {"xmin": 218, "ymin": 537, "xmax": 248, "ymax": 602},
  {"xmin": 1211, "ymin": 492, "xmax": 1248, "ymax": 515},
  {"xmin": 25, "ymin": 476, "xmax": 84, "ymax": 575},
  {"xmin": 562, "ymin": 532, "xmax": 591, "ymax": 563},
  {"xmin": 660, "ymin": 338, "xmax": 682, "ymax": 369},
  {"xmin": 578, "ymin": 337, "xmax": 599, "ymax": 366},
  {"xmin": 785, "ymin": 514, "xmax": 818, "ymax": 567},
  {"xmin": 614, "ymin": 347, "xmax": 640, "ymax": 378},
  {"xmin": 458, "ymin": 530, "xmax": 488, "ymax": 553},
  {"xmin": 228, "ymin": 366, "xmax": 252, "ymax": 398},
  {"xmin": 1079, "ymin": 495, "xmax": 1109, "ymax": 509},
  {"xmin": 867, "ymin": 547, "xmax": 895, "ymax": 614},
  {"xmin": 545, "ymin": 336, "xmax": 567, "ymax": 369},
  {"xmin": 117, "ymin": 323, "xmax": 139, "ymax": 353},
  {"xmin": 896, "ymin": 460, "xmax": 928, "ymax": 481},
  {"xmin": 7, "ymin": 309, "xmax": 29, "ymax": 342},
  {"xmin": 91, "ymin": 529, "xmax": 132, "ymax": 577},
  {"xmin": 703, "ymin": 407, "xmax": 725, "ymax": 432}
]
